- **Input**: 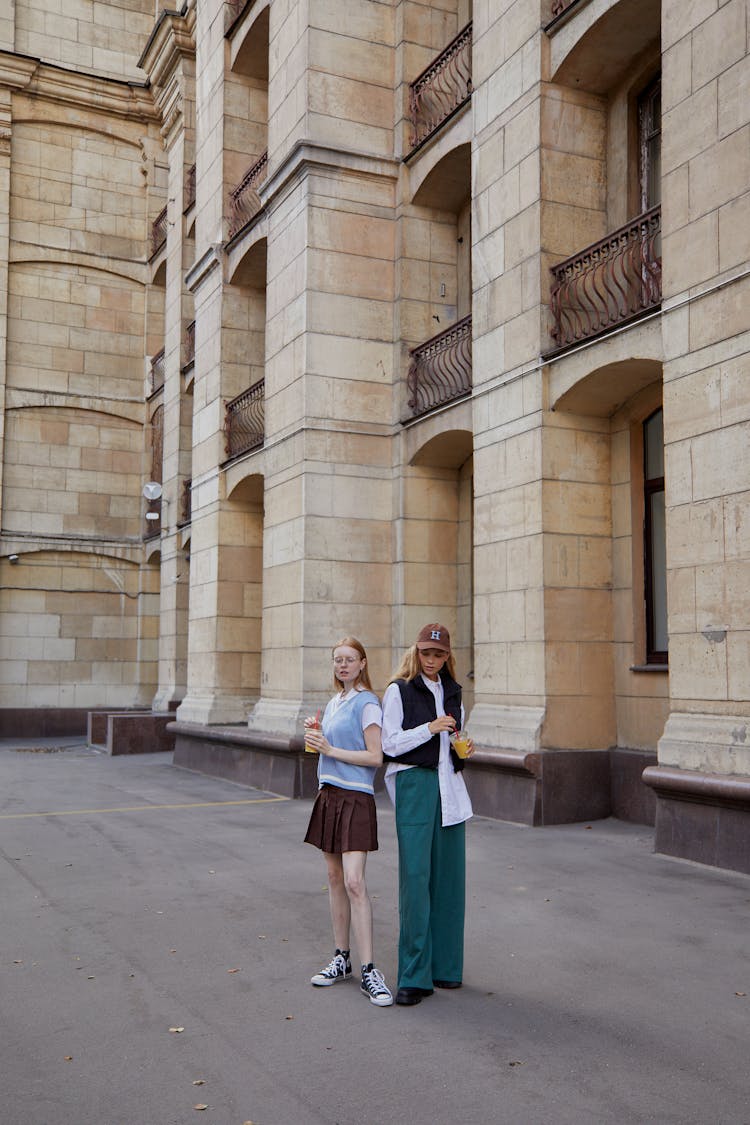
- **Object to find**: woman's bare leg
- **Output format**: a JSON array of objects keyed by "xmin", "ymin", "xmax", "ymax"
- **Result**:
[
  {"xmin": 323, "ymin": 852, "xmax": 350, "ymax": 951},
  {"xmin": 342, "ymin": 851, "xmax": 373, "ymax": 966}
]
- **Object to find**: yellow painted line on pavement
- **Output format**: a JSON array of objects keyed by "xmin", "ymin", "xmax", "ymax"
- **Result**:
[{"xmin": 0, "ymin": 796, "xmax": 289, "ymax": 820}]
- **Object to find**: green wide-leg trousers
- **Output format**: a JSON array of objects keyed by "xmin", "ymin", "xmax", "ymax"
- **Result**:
[{"xmin": 395, "ymin": 767, "xmax": 465, "ymax": 990}]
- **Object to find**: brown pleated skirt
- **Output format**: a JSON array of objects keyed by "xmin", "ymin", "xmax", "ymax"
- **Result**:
[{"xmin": 304, "ymin": 784, "xmax": 379, "ymax": 854}]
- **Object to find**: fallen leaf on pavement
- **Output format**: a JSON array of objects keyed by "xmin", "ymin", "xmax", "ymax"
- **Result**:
[
  {"xmin": 736, "ymin": 992, "xmax": 746, "ymax": 997},
  {"xmin": 169, "ymin": 1027, "xmax": 185, "ymax": 1033},
  {"xmin": 13, "ymin": 960, "xmax": 23, "ymax": 965},
  {"xmin": 64, "ymin": 1056, "xmax": 73, "ymax": 1062},
  {"xmin": 192, "ymin": 1080, "xmax": 205, "ymax": 1086},
  {"xmin": 285, "ymin": 1015, "xmax": 294, "ymax": 1020},
  {"xmin": 194, "ymin": 1104, "xmax": 208, "ymax": 1111},
  {"xmin": 508, "ymin": 1060, "xmax": 524, "ymax": 1067},
  {"xmin": 227, "ymin": 968, "xmax": 241, "ymax": 973}
]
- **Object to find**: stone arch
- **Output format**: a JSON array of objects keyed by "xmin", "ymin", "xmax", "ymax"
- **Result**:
[
  {"xmin": 401, "ymin": 427, "xmax": 474, "ymax": 703},
  {"xmin": 549, "ymin": 0, "xmax": 661, "ymax": 95}
]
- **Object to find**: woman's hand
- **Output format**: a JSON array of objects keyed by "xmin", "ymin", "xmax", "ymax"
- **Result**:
[
  {"xmin": 305, "ymin": 729, "xmax": 332, "ymax": 755},
  {"xmin": 428, "ymin": 715, "xmax": 457, "ymax": 735},
  {"xmin": 464, "ymin": 738, "xmax": 475, "ymax": 758}
]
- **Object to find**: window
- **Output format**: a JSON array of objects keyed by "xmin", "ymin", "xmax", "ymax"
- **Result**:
[
  {"xmin": 638, "ymin": 76, "xmax": 661, "ymax": 212},
  {"xmin": 643, "ymin": 408, "xmax": 667, "ymax": 663}
]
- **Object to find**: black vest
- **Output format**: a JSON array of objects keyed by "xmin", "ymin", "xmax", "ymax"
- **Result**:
[{"xmin": 386, "ymin": 672, "xmax": 465, "ymax": 773}]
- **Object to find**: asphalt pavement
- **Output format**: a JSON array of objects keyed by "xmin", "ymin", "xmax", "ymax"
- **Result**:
[{"xmin": 1, "ymin": 739, "xmax": 749, "ymax": 1125}]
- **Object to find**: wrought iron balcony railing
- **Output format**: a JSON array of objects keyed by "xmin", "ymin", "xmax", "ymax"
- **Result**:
[
  {"xmin": 409, "ymin": 23, "xmax": 472, "ymax": 151},
  {"xmin": 228, "ymin": 151, "xmax": 268, "ymax": 239},
  {"xmin": 407, "ymin": 315, "xmax": 472, "ymax": 419},
  {"xmin": 549, "ymin": 206, "xmax": 661, "ymax": 351},
  {"xmin": 150, "ymin": 348, "xmax": 165, "ymax": 394},
  {"xmin": 185, "ymin": 163, "xmax": 196, "ymax": 211},
  {"xmin": 224, "ymin": 379, "xmax": 265, "ymax": 459},
  {"xmin": 150, "ymin": 205, "xmax": 167, "ymax": 257}
]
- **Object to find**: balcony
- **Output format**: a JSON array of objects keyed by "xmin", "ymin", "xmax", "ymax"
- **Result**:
[
  {"xmin": 227, "ymin": 151, "xmax": 268, "ymax": 240},
  {"xmin": 407, "ymin": 315, "xmax": 472, "ymax": 419},
  {"xmin": 150, "ymin": 348, "xmax": 165, "ymax": 395},
  {"xmin": 549, "ymin": 206, "xmax": 661, "ymax": 352},
  {"xmin": 150, "ymin": 205, "xmax": 167, "ymax": 258},
  {"xmin": 409, "ymin": 23, "xmax": 472, "ymax": 153},
  {"xmin": 224, "ymin": 379, "xmax": 265, "ymax": 460}
]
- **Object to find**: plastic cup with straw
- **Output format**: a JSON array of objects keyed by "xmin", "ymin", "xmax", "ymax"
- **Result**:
[{"xmin": 305, "ymin": 708, "xmax": 321, "ymax": 753}]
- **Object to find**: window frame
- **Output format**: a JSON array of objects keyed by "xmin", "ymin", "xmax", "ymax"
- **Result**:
[{"xmin": 643, "ymin": 407, "xmax": 667, "ymax": 665}]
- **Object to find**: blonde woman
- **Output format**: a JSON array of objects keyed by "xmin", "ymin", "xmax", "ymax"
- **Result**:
[
  {"xmin": 381, "ymin": 624, "xmax": 474, "ymax": 1006},
  {"xmin": 303, "ymin": 636, "xmax": 393, "ymax": 1007}
]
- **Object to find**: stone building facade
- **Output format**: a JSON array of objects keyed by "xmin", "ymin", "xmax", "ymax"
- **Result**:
[{"xmin": 1, "ymin": 0, "xmax": 748, "ymax": 873}]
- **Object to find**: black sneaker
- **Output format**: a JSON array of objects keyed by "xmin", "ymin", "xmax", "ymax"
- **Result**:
[
  {"xmin": 310, "ymin": 950, "xmax": 352, "ymax": 987},
  {"xmin": 360, "ymin": 963, "xmax": 394, "ymax": 1007}
]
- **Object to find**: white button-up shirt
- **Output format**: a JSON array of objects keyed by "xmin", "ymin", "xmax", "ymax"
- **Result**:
[{"xmin": 381, "ymin": 675, "xmax": 473, "ymax": 828}]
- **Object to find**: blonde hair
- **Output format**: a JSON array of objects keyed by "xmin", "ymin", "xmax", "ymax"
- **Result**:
[
  {"xmin": 331, "ymin": 636, "xmax": 374, "ymax": 693},
  {"xmin": 390, "ymin": 643, "xmax": 456, "ymax": 684}
]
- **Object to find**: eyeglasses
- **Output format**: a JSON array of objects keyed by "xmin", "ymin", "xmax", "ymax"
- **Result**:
[{"xmin": 333, "ymin": 657, "xmax": 360, "ymax": 665}]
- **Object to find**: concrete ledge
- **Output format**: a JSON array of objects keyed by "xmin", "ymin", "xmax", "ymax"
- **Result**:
[
  {"xmin": 643, "ymin": 766, "xmax": 750, "ymax": 876},
  {"xmin": 170, "ymin": 721, "xmax": 319, "ymax": 799},
  {"xmin": 0, "ymin": 708, "xmax": 108, "ymax": 739},
  {"xmin": 611, "ymin": 747, "xmax": 657, "ymax": 824},
  {"xmin": 87, "ymin": 709, "xmax": 149, "ymax": 748},
  {"xmin": 167, "ymin": 726, "xmax": 655, "ymax": 828},
  {"xmin": 106, "ymin": 713, "xmax": 176, "ymax": 756}
]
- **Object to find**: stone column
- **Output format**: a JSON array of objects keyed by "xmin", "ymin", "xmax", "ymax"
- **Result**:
[
  {"xmin": 0, "ymin": 91, "xmax": 10, "ymax": 519},
  {"xmin": 177, "ymin": 0, "xmax": 267, "ymax": 724},
  {"xmin": 653, "ymin": 1, "xmax": 750, "ymax": 798},
  {"xmin": 139, "ymin": 10, "xmax": 196, "ymax": 712},
  {"xmin": 246, "ymin": 0, "xmax": 399, "ymax": 736},
  {"xmin": 468, "ymin": 3, "xmax": 548, "ymax": 752}
]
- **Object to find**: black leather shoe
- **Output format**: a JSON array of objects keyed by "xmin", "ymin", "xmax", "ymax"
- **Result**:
[
  {"xmin": 433, "ymin": 980, "xmax": 462, "ymax": 989},
  {"xmin": 395, "ymin": 987, "xmax": 433, "ymax": 1005}
]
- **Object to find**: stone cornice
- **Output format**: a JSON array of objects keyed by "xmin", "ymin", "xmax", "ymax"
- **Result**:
[
  {"xmin": 4, "ymin": 386, "xmax": 144, "ymax": 425},
  {"xmin": 185, "ymin": 244, "xmax": 223, "ymax": 294},
  {"xmin": 261, "ymin": 140, "xmax": 400, "ymax": 211},
  {"xmin": 138, "ymin": 10, "xmax": 195, "ymax": 90},
  {"xmin": 9, "ymin": 244, "xmax": 147, "ymax": 285},
  {"xmin": 0, "ymin": 51, "xmax": 37, "ymax": 90},
  {"xmin": 0, "ymin": 50, "xmax": 158, "ymax": 122}
]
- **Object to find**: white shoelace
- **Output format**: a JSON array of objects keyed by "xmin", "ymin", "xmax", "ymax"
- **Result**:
[{"xmin": 362, "ymin": 966, "xmax": 389, "ymax": 996}]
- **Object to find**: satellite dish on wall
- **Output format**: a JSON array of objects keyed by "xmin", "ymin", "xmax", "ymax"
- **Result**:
[{"xmin": 142, "ymin": 481, "xmax": 163, "ymax": 501}]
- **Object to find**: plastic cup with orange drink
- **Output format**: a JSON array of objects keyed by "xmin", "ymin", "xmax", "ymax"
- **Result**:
[
  {"xmin": 450, "ymin": 730, "xmax": 471, "ymax": 758},
  {"xmin": 305, "ymin": 709, "xmax": 321, "ymax": 753}
]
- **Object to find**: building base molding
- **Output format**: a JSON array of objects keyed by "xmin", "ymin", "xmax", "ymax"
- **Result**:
[
  {"xmin": 170, "ymin": 721, "xmax": 317, "ymax": 799},
  {"xmin": 168, "ymin": 729, "xmax": 655, "ymax": 828},
  {"xmin": 245, "ymin": 697, "xmax": 310, "ymax": 738},
  {"xmin": 657, "ymin": 711, "xmax": 750, "ymax": 776},
  {"xmin": 466, "ymin": 704, "xmax": 546, "ymax": 753},
  {"xmin": 642, "ymin": 765, "xmax": 750, "ymax": 876},
  {"xmin": 175, "ymin": 693, "xmax": 254, "ymax": 726}
]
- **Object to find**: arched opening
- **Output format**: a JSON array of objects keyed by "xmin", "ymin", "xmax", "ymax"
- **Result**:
[
  {"xmin": 401, "ymin": 144, "xmax": 472, "ymax": 420},
  {"xmin": 402, "ymin": 428, "xmax": 474, "ymax": 709},
  {"xmin": 547, "ymin": 357, "xmax": 666, "ymax": 761}
]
